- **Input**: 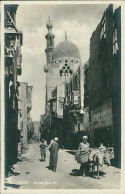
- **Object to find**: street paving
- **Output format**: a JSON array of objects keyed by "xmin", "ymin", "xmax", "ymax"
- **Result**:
[{"xmin": 5, "ymin": 143, "xmax": 120, "ymax": 189}]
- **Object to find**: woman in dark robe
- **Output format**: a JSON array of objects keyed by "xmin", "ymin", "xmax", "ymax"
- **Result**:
[{"xmin": 49, "ymin": 137, "xmax": 59, "ymax": 172}]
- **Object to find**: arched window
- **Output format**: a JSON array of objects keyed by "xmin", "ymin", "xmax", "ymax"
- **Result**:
[{"xmin": 59, "ymin": 64, "xmax": 73, "ymax": 77}]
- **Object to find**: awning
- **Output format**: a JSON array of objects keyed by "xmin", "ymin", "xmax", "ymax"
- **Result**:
[{"xmin": 69, "ymin": 109, "xmax": 85, "ymax": 114}]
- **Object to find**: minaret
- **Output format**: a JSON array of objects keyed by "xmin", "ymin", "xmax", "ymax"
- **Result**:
[{"xmin": 45, "ymin": 17, "xmax": 55, "ymax": 65}]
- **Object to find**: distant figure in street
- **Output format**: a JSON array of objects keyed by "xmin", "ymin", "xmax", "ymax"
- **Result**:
[
  {"xmin": 39, "ymin": 139, "xmax": 47, "ymax": 161},
  {"xmin": 49, "ymin": 137, "xmax": 59, "ymax": 172},
  {"xmin": 98, "ymin": 142, "xmax": 111, "ymax": 166},
  {"xmin": 20, "ymin": 136, "xmax": 24, "ymax": 154},
  {"xmin": 78, "ymin": 136, "xmax": 90, "ymax": 176},
  {"xmin": 98, "ymin": 142, "xmax": 106, "ymax": 152}
]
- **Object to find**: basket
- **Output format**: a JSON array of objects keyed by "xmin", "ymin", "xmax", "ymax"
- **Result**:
[
  {"xmin": 75, "ymin": 151, "xmax": 89, "ymax": 163},
  {"xmin": 106, "ymin": 147, "xmax": 114, "ymax": 159}
]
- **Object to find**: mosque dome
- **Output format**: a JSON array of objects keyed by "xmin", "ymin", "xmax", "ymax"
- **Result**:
[{"xmin": 52, "ymin": 40, "xmax": 81, "ymax": 61}]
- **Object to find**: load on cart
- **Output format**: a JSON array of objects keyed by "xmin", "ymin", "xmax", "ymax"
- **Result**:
[{"xmin": 75, "ymin": 136, "xmax": 114, "ymax": 179}]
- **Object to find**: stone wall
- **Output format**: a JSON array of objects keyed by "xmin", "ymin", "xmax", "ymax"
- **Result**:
[
  {"xmin": 19, "ymin": 82, "xmax": 28, "ymax": 152},
  {"xmin": 91, "ymin": 99, "xmax": 113, "ymax": 129}
]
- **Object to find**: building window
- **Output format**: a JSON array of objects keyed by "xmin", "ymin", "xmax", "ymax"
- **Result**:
[
  {"xmin": 73, "ymin": 74, "xmax": 78, "ymax": 91},
  {"xmin": 113, "ymin": 28, "xmax": 119, "ymax": 54},
  {"xmin": 100, "ymin": 17, "xmax": 106, "ymax": 40},
  {"xmin": 59, "ymin": 64, "xmax": 73, "ymax": 77},
  {"xmin": 102, "ymin": 63, "xmax": 110, "ymax": 89}
]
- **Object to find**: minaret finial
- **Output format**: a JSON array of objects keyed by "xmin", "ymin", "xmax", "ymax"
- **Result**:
[
  {"xmin": 64, "ymin": 31, "xmax": 67, "ymax": 40},
  {"xmin": 46, "ymin": 16, "xmax": 53, "ymax": 30}
]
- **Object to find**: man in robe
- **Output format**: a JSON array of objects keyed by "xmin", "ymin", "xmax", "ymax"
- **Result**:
[{"xmin": 49, "ymin": 137, "xmax": 59, "ymax": 172}]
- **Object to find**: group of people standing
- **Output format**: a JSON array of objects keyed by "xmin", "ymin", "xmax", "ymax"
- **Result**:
[
  {"xmin": 39, "ymin": 137, "xmax": 59, "ymax": 172},
  {"xmin": 39, "ymin": 135, "xmax": 90, "ymax": 175},
  {"xmin": 39, "ymin": 135, "xmax": 108, "ymax": 176}
]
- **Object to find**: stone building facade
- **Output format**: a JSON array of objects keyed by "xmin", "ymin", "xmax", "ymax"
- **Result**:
[
  {"xmin": 42, "ymin": 5, "xmax": 121, "ymax": 167},
  {"xmin": 89, "ymin": 5, "xmax": 121, "ymax": 166},
  {"xmin": 18, "ymin": 83, "xmax": 33, "ymax": 153},
  {"xmin": 4, "ymin": 4, "xmax": 23, "ymax": 171},
  {"xmin": 43, "ymin": 18, "xmax": 81, "ymax": 144},
  {"xmin": 48, "ymin": 61, "xmax": 90, "ymax": 149}
]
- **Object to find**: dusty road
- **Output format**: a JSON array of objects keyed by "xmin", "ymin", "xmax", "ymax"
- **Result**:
[{"xmin": 5, "ymin": 142, "xmax": 120, "ymax": 189}]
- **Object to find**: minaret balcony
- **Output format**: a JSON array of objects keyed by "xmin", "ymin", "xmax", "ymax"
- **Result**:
[
  {"xmin": 45, "ymin": 48, "xmax": 54, "ymax": 53},
  {"xmin": 45, "ymin": 33, "xmax": 55, "ymax": 39}
]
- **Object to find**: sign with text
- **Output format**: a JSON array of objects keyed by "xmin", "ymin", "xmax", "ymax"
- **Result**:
[{"xmin": 57, "ymin": 84, "xmax": 65, "ymax": 118}]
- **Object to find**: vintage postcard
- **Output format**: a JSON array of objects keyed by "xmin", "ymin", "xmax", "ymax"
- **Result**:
[{"xmin": 0, "ymin": 1, "xmax": 125, "ymax": 194}]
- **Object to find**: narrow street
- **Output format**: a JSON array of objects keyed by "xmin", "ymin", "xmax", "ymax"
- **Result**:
[{"xmin": 5, "ymin": 143, "xmax": 120, "ymax": 189}]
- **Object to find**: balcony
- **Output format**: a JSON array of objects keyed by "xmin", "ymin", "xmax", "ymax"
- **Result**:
[
  {"xmin": 27, "ymin": 86, "xmax": 33, "ymax": 112},
  {"xmin": 5, "ymin": 48, "xmax": 14, "ymax": 58},
  {"xmin": 17, "ymin": 54, "xmax": 22, "ymax": 75},
  {"xmin": 72, "ymin": 91, "xmax": 79, "ymax": 105}
]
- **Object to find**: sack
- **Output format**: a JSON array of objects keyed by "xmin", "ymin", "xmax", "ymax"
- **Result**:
[{"xmin": 106, "ymin": 147, "xmax": 114, "ymax": 159}]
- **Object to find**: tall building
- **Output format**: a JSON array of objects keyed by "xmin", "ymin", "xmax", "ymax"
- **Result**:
[
  {"xmin": 4, "ymin": 4, "xmax": 23, "ymax": 171},
  {"xmin": 44, "ymin": 18, "xmax": 81, "ymax": 103},
  {"xmin": 43, "ymin": 18, "xmax": 81, "ymax": 143},
  {"xmin": 33, "ymin": 121, "xmax": 40, "ymax": 141},
  {"xmin": 89, "ymin": 4, "xmax": 121, "ymax": 166},
  {"xmin": 43, "ymin": 5, "xmax": 121, "ymax": 165},
  {"xmin": 18, "ymin": 83, "xmax": 33, "ymax": 153},
  {"xmin": 39, "ymin": 114, "xmax": 46, "ymax": 140}
]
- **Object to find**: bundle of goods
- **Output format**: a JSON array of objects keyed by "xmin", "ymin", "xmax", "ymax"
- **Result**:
[
  {"xmin": 75, "ymin": 149, "xmax": 91, "ymax": 164},
  {"xmin": 75, "ymin": 147, "xmax": 114, "ymax": 165}
]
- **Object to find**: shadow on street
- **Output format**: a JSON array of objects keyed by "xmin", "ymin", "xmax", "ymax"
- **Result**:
[
  {"xmin": 19, "ymin": 157, "xmax": 34, "ymax": 162},
  {"xmin": 5, "ymin": 168, "xmax": 21, "ymax": 178},
  {"xmin": 70, "ymin": 168, "xmax": 106, "ymax": 179},
  {"xmin": 5, "ymin": 183, "xmax": 20, "ymax": 189}
]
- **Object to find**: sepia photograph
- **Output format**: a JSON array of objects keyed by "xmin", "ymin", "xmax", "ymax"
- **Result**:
[{"xmin": 0, "ymin": 1, "xmax": 124, "ymax": 193}]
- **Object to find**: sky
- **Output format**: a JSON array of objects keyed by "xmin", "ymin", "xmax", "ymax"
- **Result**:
[{"xmin": 16, "ymin": 3, "xmax": 115, "ymax": 121}]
